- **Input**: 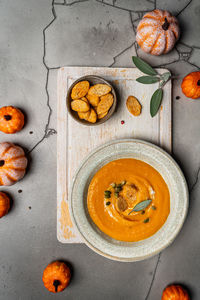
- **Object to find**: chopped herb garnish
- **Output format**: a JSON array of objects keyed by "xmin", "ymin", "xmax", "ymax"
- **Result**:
[
  {"xmin": 114, "ymin": 192, "xmax": 119, "ymax": 198},
  {"xmin": 151, "ymin": 206, "xmax": 156, "ymax": 210},
  {"xmin": 106, "ymin": 201, "xmax": 111, "ymax": 206},
  {"xmin": 143, "ymin": 218, "xmax": 150, "ymax": 223},
  {"xmin": 141, "ymin": 210, "xmax": 145, "ymax": 215}
]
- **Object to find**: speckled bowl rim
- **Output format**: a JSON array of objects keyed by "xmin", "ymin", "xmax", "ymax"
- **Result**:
[
  {"xmin": 69, "ymin": 139, "xmax": 189, "ymax": 262},
  {"xmin": 66, "ymin": 75, "xmax": 117, "ymax": 126}
]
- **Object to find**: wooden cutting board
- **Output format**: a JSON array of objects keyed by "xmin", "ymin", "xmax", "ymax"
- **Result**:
[{"xmin": 57, "ymin": 67, "xmax": 171, "ymax": 243}]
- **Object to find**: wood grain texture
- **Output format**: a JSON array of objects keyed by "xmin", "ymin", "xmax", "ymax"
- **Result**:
[{"xmin": 57, "ymin": 67, "xmax": 172, "ymax": 243}]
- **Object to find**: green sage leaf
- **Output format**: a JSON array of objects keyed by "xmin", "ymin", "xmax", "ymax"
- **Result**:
[
  {"xmin": 150, "ymin": 88, "xmax": 163, "ymax": 117},
  {"xmin": 136, "ymin": 76, "xmax": 160, "ymax": 84},
  {"xmin": 128, "ymin": 199, "xmax": 152, "ymax": 215},
  {"xmin": 132, "ymin": 56, "xmax": 157, "ymax": 76}
]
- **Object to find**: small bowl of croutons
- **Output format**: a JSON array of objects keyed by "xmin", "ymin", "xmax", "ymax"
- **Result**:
[{"xmin": 67, "ymin": 75, "xmax": 117, "ymax": 125}]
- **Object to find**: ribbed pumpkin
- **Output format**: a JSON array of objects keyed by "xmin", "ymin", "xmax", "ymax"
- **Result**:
[
  {"xmin": 136, "ymin": 9, "xmax": 180, "ymax": 55},
  {"xmin": 0, "ymin": 106, "xmax": 24, "ymax": 134},
  {"xmin": 42, "ymin": 261, "xmax": 71, "ymax": 293},
  {"xmin": 181, "ymin": 71, "xmax": 200, "ymax": 99},
  {"xmin": 0, "ymin": 192, "xmax": 10, "ymax": 218},
  {"xmin": 0, "ymin": 142, "xmax": 28, "ymax": 186},
  {"xmin": 162, "ymin": 285, "xmax": 190, "ymax": 300}
]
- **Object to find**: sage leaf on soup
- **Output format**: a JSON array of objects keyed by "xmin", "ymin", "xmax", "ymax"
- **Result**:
[
  {"xmin": 132, "ymin": 56, "xmax": 157, "ymax": 76},
  {"xmin": 150, "ymin": 88, "xmax": 163, "ymax": 117},
  {"xmin": 128, "ymin": 199, "xmax": 152, "ymax": 215},
  {"xmin": 136, "ymin": 76, "xmax": 160, "ymax": 84}
]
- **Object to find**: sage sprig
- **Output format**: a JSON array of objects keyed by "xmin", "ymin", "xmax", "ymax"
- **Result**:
[
  {"xmin": 136, "ymin": 76, "xmax": 160, "ymax": 84},
  {"xmin": 132, "ymin": 56, "xmax": 157, "ymax": 76},
  {"xmin": 150, "ymin": 88, "xmax": 163, "ymax": 117},
  {"xmin": 132, "ymin": 56, "xmax": 171, "ymax": 117}
]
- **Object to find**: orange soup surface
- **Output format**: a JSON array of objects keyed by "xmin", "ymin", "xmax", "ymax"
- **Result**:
[{"xmin": 87, "ymin": 158, "xmax": 170, "ymax": 242}]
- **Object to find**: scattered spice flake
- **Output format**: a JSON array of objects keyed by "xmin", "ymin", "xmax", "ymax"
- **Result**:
[
  {"xmin": 121, "ymin": 120, "xmax": 125, "ymax": 125},
  {"xmin": 18, "ymin": 189, "xmax": 22, "ymax": 193},
  {"xmin": 106, "ymin": 201, "xmax": 111, "ymax": 206},
  {"xmin": 176, "ymin": 96, "xmax": 180, "ymax": 100}
]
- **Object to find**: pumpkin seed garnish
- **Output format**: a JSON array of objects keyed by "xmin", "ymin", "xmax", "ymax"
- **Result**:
[
  {"xmin": 104, "ymin": 190, "xmax": 111, "ymax": 199},
  {"xmin": 105, "ymin": 194, "xmax": 111, "ymax": 199},
  {"xmin": 151, "ymin": 205, "xmax": 156, "ymax": 210},
  {"xmin": 143, "ymin": 218, "xmax": 150, "ymax": 223},
  {"xmin": 104, "ymin": 190, "xmax": 111, "ymax": 195},
  {"xmin": 106, "ymin": 201, "xmax": 111, "ymax": 206},
  {"xmin": 116, "ymin": 183, "xmax": 122, "ymax": 188},
  {"xmin": 115, "ymin": 186, "xmax": 122, "ymax": 193},
  {"xmin": 128, "ymin": 199, "xmax": 152, "ymax": 215},
  {"xmin": 121, "ymin": 180, "xmax": 126, "ymax": 186},
  {"xmin": 110, "ymin": 183, "xmax": 116, "ymax": 188}
]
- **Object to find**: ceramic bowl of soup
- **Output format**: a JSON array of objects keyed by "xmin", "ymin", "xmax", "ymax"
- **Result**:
[{"xmin": 69, "ymin": 139, "xmax": 188, "ymax": 262}]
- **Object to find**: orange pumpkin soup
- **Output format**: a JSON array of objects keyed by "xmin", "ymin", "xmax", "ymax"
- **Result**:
[{"xmin": 87, "ymin": 158, "xmax": 170, "ymax": 242}]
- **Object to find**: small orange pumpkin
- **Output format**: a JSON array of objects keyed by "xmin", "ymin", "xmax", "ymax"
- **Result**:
[
  {"xmin": 162, "ymin": 285, "xmax": 190, "ymax": 300},
  {"xmin": 136, "ymin": 9, "xmax": 180, "ymax": 55},
  {"xmin": 42, "ymin": 261, "xmax": 71, "ymax": 293},
  {"xmin": 0, "ymin": 142, "xmax": 28, "ymax": 186},
  {"xmin": 0, "ymin": 106, "xmax": 24, "ymax": 134},
  {"xmin": 181, "ymin": 71, "xmax": 200, "ymax": 99},
  {"xmin": 0, "ymin": 192, "xmax": 10, "ymax": 218}
]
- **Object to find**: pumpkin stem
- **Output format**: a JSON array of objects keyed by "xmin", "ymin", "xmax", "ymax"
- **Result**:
[
  {"xmin": 53, "ymin": 280, "xmax": 60, "ymax": 293},
  {"xmin": 4, "ymin": 115, "xmax": 12, "ymax": 121},
  {"xmin": 197, "ymin": 80, "xmax": 200, "ymax": 86},
  {"xmin": 0, "ymin": 160, "xmax": 5, "ymax": 167},
  {"xmin": 162, "ymin": 18, "xmax": 170, "ymax": 31}
]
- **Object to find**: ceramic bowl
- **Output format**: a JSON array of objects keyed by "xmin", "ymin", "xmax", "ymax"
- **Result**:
[
  {"xmin": 69, "ymin": 139, "xmax": 189, "ymax": 262},
  {"xmin": 66, "ymin": 75, "xmax": 117, "ymax": 126}
]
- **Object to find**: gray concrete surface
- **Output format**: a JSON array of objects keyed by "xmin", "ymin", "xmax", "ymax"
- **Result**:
[{"xmin": 0, "ymin": 0, "xmax": 200, "ymax": 299}]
